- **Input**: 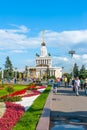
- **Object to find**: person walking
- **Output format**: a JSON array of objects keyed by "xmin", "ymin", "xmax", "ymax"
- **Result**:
[
  {"xmin": 80, "ymin": 78, "xmax": 84, "ymax": 90},
  {"xmin": 74, "ymin": 77, "xmax": 80, "ymax": 96},
  {"xmin": 72, "ymin": 78, "xmax": 75, "ymax": 92},
  {"xmin": 53, "ymin": 80, "xmax": 58, "ymax": 94},
  {"xmin": 57, "ymin": 77, "xmax": 61, "ymax": 87},
  {"xmin": 64, "ymin": 77, "xmax": 67, "ymax": 87},
  {"xmin": 84, "ymin": 78, "xmax": 87, "ymax": 95}
]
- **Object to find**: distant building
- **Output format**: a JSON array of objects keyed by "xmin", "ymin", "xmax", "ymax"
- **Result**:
[{"xmin": 27, "ymin": 31, "xmax": 62, "ymax": 79}]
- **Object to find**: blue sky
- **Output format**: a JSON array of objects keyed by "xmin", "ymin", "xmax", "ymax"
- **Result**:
[{"xmin": 0, "ymin": 0, "xmax": 87, "ymax": 72}]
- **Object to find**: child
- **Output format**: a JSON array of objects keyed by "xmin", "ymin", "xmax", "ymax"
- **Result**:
[{"xmin": 53, "ymin": 80, "xmax": 58, "ymax": 94}]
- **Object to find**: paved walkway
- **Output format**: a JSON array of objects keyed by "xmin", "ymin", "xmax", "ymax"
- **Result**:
[
  {"xmin": 50, "ymin": 87, "xmax": 87, "ymax": 123},
  {"xmin": 36, "ymin": 86, "xmax": 87, "ymax": 130}
]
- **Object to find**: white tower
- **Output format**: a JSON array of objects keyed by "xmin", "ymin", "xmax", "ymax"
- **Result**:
[
  {"xmin": 28, "ymin": 30, "xmax": 62, "ymax": 79},
  {"xmin": 35, "ymin": 30, "xmax": 52, "ymax": 67}
]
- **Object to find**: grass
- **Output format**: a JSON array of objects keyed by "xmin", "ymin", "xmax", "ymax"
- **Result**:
[
  {"xmin": 0, "ymin": 84, "xmax": 27, "ymax": 97},
  {"xmin": 13, "ymin": 85, "xmax": 51, "ymax": 130}
]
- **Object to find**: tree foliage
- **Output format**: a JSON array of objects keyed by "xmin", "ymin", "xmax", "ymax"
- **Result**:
[
  {"xmin": 46, "ymin": 67, "xmax": 50, "ymax": 80},
  {"xmin": 73, "ymin": 63, "xmax": 79, "ymax": 77},
  {"xmin": 4, "ymin": 56, "xmax": 13, "ymax": 79},
  {"xmin": 80, "ymin": 65, "xmax": 86, "ymax": 73},
  {"xmin": 79, "ymin": 65, "xmax": 87, "ymax": 79}
]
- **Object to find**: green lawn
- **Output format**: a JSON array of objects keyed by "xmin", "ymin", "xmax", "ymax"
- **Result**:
[
  {"xmin": 0, "ymin": 84, "xmax": 27, "ymax": 97},
  {"xmin": 13, "ymin": 85, "xmax": 51, "ymax": 130},
  {"xmin": 0, "ymin": 84, "xmax": 51, "ymax": 130}
]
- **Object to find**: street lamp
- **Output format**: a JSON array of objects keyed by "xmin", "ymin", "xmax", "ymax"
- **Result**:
[
  {"xmin": 15, "ymin": 67, "xmax": 17, "ymax": 79},
  {"xmin": 25, "ymin": 66, "xmax": 28, "ymax": 81},
  {"xmin": 69, "ymin": 50, "xmax": 75, "ymax": 79},
  {"xmin": 40, "ymin": 69, "xmax": 42, "ymax": 81},
  {"xmin": 0, "ymin": 67, "xmax": 4, "ymax": 84},
  {"xmin": 62, "ymin": 67, "xmax": 64, "ymax": 77},
  {"xmin": 69, "ymin": 50, "xmax": 75, "ymax": 58}
]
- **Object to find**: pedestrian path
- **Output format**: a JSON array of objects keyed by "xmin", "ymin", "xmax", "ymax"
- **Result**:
[{"xmin": 50, "ymin": 87, "xmax": 87, "ymax": 121}]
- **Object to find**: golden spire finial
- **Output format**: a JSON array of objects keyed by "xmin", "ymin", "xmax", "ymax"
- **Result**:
[{"xmin": 42, "ymin": 30, "xmax": 45, "ymax": 43}]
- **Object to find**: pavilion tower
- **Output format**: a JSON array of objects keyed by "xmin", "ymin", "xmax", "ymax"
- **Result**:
[
  {"xmin": 36, "ymin": 30, "xmax": 52, "ymax": 67},
  {"xmin": 28, "ymin": 31, "xmax": 62, "ymax": 79}
]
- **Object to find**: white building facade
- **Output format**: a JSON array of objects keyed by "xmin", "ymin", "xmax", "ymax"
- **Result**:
[{"xmin": 27, "ymin": 36, "xmax": 62, "ymax": 79}]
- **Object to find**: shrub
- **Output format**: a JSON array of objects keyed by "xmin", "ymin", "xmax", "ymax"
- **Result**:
[
  {"xmin": 28, "ymin": 82, "xmax": 35, "ymax": 86},
  {"xmin": 6, "ymin": 85, "xmax": 14, "ymax": 94},
  {"xmin": 0, "ymin": 96, "xmax": 22, "ymax": 102},
  {"xmin": 0, "ymin": 84, "xmax": 4, "ymax": 88},
  {"xmin": 27, "ymin": 86, "xmax": 37, "ymax": 90}
]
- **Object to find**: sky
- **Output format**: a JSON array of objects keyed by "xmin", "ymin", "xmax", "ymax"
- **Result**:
[{"xmin": 0, "ymin": 0, "xmax": 87, "ymax": 72}]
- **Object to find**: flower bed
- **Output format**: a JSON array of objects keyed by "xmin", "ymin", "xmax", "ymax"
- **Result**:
[
  {"xmin": 0, "ymin": 85, "xmax": 46, "ymax": 130},
  {"xmin": 0, "ymin": 88, "xmax": 3, "ymax": 90},
  {"xmin": 0, "ymin": 102, "xmax": 24, "ymax": 130},
  {"xmin": 22, "ymin": 90, "xmax": 41, "ymax": 97},
  {"xmin": 36, "ymin": 86, "xmax": 46, "ymax": 89},
  {"xmin": 27, "ymin": 85, "xmax": 37, "ymax": 90},
  {"xmin": 0, "ymin": 86, "xmax": 46, "ymax": 99},
  {"xmin": 9, "ymin": 89, "xmax": 26, "ymax": 97},
  {"xmin": 0, "ymin": 89, "xmax": 26, "ymax": 99}
]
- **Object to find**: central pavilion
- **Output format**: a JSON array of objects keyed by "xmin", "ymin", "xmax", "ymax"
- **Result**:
[{"xmin": 27, "ymin": 31, "xmax": 62, "ymax": 79}]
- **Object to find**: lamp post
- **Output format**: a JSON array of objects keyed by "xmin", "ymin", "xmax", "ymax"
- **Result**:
[
  {"xmin": 0, "ymin": 67, "xmax": 4, "ymax": 84},
  {"xmin": 40, "ymin": 69, "xmax": 41, "ymax": 81},
  {"xmin": 15, "ymin": 67, "xmax": 17, "ymax": 79},
  {"xmin": 69, "ymin": 50, "xmax": 75, "ymax": 79},
  {"xmin": 25, "ymin": 66, "xmax": 28, "ymax": 82},
  {"xmin": 62, "ymin": 67, "xmax": 64, "ymax": 78}
]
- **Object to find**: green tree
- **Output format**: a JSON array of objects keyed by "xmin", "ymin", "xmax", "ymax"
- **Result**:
[
  {"xmin": 73, "ymin": 63, "xmax": 79, "ymax": 77},
  {"xmin": 63, "ymin": 73, "xmax": 71, "ymax": 82},
  {"xmin": 79, "ymin": 65, "xmax": 87, "ymax": 79},
  {"xmin": 80, "ymin": 65, "xmax": 86, "ymax": 73},
  {"xmin": 46, "ymin": 67, "xmax": 50, "ymax": 80},
  {"xmin": 4, "ymin": 56, "xmax": 13, "ymax": 79},
  {"xmin": 0, "ymin": 70, "xmax": 1, "ymax": 80}
]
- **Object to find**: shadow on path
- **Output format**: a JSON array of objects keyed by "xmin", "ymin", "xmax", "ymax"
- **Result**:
[
  {"xmin": 56, "ymin": 88, "xmax": 86, "ymax": 96},
  {"xmin": 50, "ymin": 111, "xmax": 87, "ymax": 130}
]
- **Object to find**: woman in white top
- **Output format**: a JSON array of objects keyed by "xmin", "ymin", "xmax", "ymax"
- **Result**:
[{"xmin": 74, "ymin": 77, "xmax": 80, "ymax": 96}]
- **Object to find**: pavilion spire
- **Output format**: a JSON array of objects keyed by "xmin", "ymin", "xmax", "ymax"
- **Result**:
[{"xmin": 41, "ymin": 30, "xmax": 45, "ymax": 46}]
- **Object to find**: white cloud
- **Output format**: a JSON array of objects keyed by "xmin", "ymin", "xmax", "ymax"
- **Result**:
[
  {"xmin": 53, "ymin": 56, "xmax": 69, "ymax": 61},
  {"xmin": 8, "ymin": 24, "xmax": 29, "ymax": 33},
  {"xmin": 10, "ymin": 49, "xmax": 28, "ymax": 53},
  {"xmin": 73, "ymin": 54, "xmax": 87, "ymax": 61},
  {"xmin": 73, "ymin": 54, "xmax": 81, "ymax": 59},
  {"xmin": 0, "ymin": 26, "xmax": 87, "ymax": 72},
  {"xmin": 19, "ymin": 25, "xmax": 29, "ymax": 33},
  {"xmin": 52, "ymin": 53, "xmax": 87, "ymax": 72},
  {"xmin": 45, "ymin": 30, "xmax": 87, "ymax": 45},
  {"xmin": 52, "ymin": 56, "xmax": 69, "ymax": 68},
  {"xmin": 0, "ymin": 27, "xmax": 87, "ymax": 51},
  {"xmin": 82, "ymin": 54, "xmax": 87, "ymax": 59},
  {"xmin": 25, "ymin": 59, "xmax": 35, "ymax": 66},
  {"xmin": 0, "ymin": 26, "xmax": 40, "ymax": 50}
]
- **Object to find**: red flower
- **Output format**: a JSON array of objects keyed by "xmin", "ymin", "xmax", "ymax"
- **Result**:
[{"xmin": 0, "ymin": 102, "xmax": 24, "ymax": 130}]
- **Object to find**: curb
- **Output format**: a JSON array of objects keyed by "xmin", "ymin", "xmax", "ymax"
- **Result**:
[{"xmin": 36, "ymin": 89, "xmax": 52, "ymax": 130}]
